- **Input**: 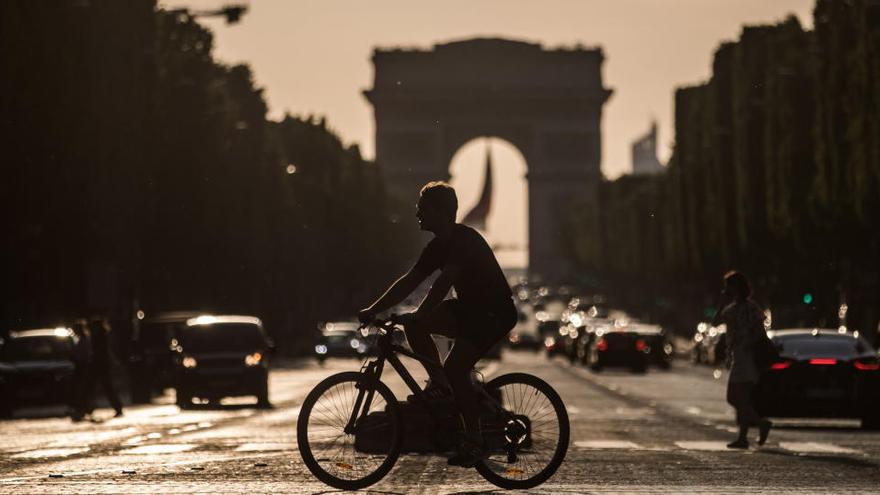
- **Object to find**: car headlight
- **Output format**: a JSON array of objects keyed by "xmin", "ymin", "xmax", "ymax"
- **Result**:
[
  {"xmin": 244, "ymin": 352, "xmax": 263, "ymax": 367},
  {"xmin": 315, "ymin": 344, "xmax": 327, "ymax": 355},
  {"xmin": 350, "ymin": 338, "xmax": 361, "ymax": 349},
  {"xmin": 182, "ymin": 356, "xmax": 197, "ymax": 369}
]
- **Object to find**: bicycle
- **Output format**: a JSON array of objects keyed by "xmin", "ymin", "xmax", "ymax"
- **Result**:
[{"xmin": 297, "ymin": 316, "xmax": 569, "ymax": 490}]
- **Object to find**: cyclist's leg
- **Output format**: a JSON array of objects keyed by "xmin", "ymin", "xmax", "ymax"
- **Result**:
[
  {"xmin": 404, "ymin": 300, "xmax": 458, "ymax": 387},
  {"xmin": 444, "ymin": 338, "xmax": 481, "ymax": 434}
]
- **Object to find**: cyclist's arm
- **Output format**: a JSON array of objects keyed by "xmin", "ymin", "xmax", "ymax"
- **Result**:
[
  {"xmin": 415, "ymin": 264, "xmax": 460, "ymax": 318},
  {"xmin": 365, "ymin": 269, "xmax": 429, "ymax": 315}
]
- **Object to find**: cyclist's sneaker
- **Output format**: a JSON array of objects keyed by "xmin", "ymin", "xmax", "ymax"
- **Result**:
[{"xmin": 447, "ymin": 431, "xmax": 487, "ymax": 468}]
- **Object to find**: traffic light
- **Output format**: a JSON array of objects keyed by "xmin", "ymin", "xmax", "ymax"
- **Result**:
[{"xmin": 802, "ymin": 293, "xmax": 814, "ymax": 305}]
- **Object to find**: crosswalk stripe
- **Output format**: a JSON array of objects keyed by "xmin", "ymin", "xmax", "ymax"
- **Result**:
[
  {"xmin": 575, "ymin": 440, "xmax": 641, "ymax": 449},
  {"xmin": 779, "ymin": 441, "xmax": 861, "ymax": 454},
  {"xmin": 675, "ymin": 441, "xmax": 733, "ymax": 452}
]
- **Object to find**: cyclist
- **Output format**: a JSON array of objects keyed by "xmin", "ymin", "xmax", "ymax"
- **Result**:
[{"xmin": 359, "ymin": 181, "xmax": 517, "ymax": 467}]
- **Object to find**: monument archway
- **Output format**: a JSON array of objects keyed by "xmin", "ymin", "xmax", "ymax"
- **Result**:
[{"xmin": 364, "ymin": 38, "xmax": 612, "ymax": 282}]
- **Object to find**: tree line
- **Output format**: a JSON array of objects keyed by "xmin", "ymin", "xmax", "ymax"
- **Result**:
[
  {"xmin": 1, "ymin": 1, "xmax": 414, "ymax": 353},
  {"xmin": 567, "ymin": 0, "xmax": 880, "ymax": 338}
]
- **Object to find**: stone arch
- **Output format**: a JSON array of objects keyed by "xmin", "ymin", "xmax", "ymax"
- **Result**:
[
  {"xmin": 448, "ymin": 136, "xmax": 528, "ymax": 268},
  {"xmin": 364, "ymin": 38, "xmax": 612, "ymax": 282}
]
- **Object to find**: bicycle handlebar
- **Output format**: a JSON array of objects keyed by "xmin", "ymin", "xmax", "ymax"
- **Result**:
[{"xmin": 358, "ymin": 315, "xmax": 401, "ymax": 335}]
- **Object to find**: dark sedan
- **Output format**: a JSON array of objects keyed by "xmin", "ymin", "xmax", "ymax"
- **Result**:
[
  {"xmin": 128, "ymin": 311, "xmax": 201, "ymax": 403},
  {"xmin": 172, "ymin": 315, "xmax": 273, "ymax": 408},
  {"xmin": 588, "ymin": 322, "xmax": 650, "ymax": 373},
  {"xmin": 631, "ymin": 323, "xmax": 673, "ymax": 369},
  {"xmin": 0, "ymin": 328, "xmax": 77, "ymax": 416},
  {"xmin": 756, "ymin": 329, "xmax": 880, "ymax": 429},
  {"xmin": 314, "ymin": 322, "xmax": 372, "ymax": 363}
]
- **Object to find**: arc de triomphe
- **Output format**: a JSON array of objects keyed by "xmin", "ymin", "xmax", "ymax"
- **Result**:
[{"xmin": 364, "ymin": 38, "xmax": 612, "ymax": 282}]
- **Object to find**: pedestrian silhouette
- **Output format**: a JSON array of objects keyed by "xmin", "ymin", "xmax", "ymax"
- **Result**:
[
  {"xmin": 712, "ymin": 271, "xmax": 772, "ymax": 448},
  {"xmin": 84, "ymin": 317, "xmax": 124, "ymax": 418},
  {"xmin": 69, "ymin": 319, "xmax": 92, "ymax": 422}
]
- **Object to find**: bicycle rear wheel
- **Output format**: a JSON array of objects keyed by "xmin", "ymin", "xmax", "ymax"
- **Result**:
[
  {"xmin": 297, "ymin": 371, "xmax": 401, "ymax": 490},
  {"xmin": 476, "ymin": 372, "xmax": 569, "ymax": 489}
]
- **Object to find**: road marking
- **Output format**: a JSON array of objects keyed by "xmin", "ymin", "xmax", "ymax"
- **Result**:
[
  {"xmin": 11, "ymin": 447, "xmax": 89, "ymax": 459},
  {"xmin": 779, "ymin": 442, "xmax": 861, "ymax": 454},
  {"xmin": 675, "ymin": 441, "xmax": 737, "ymax": 452},
  {"xmin": 575, "ymin": 440, "xmax": 641, "ymax": 449},
  {"xmin": 235, "ymin": 442, "xmax": 292, "ymax": 452},
  {"xmin": 120, "ymin": 444, "xmax": 196, "ymax": 455}
]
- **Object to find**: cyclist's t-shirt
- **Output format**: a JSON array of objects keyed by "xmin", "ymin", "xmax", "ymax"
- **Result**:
[{"xmin": 412, "ymin": 223, "xmax": 512, "ymax": 308}]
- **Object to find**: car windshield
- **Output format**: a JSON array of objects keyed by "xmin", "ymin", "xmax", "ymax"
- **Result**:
[
  {"xmin": 777, "ymin": 335, "xmax": 873, "ymax": 359},
  {"xmin": 1, "ymin": 336, "xmax": 73, "ymax": 361},
  {"xmin": 178, "ymin": 323, "xmax": 264, "ymax": 353}
]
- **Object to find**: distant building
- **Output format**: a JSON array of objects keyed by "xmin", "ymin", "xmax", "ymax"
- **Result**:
[{"xmin": 631, "ymin": 121, "xmax": 664, "ymax": 175}]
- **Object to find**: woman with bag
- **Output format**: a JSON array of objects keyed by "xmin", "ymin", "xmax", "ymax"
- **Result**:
[{"xmin": 712, "ymin": 271, "xmax": 772, "ymax": 449}]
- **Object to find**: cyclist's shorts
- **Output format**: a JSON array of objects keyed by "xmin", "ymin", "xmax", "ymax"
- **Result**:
[{"xmin": 445, "ymin": 298, "xmax": 517, "ymax": 355}]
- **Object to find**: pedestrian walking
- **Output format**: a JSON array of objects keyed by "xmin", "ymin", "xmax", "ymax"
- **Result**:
[
  {"xmin": 69, "ymin": 319, "xmax": 92, "ymax": 422},
  {"xmin": 85, "ymin": 317, "xmax": 124, "ymax": 418},
  {"xmin": 712, "ymin": 270, "xmax": 772, "ymax": 449}
]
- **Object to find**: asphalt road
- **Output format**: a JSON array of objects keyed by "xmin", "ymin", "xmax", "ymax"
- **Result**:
[{"xmin": 2, "ymin": 351, "xmax": 880, "ymax": 494}]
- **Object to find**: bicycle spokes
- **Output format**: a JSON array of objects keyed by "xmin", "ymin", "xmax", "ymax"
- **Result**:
[
  {"xmin": 480, "ymin": 382, "xmax": 563, "ymax": 481},
  {"xmin": 305, "ymin": 380, "xmax": 391, "ymax": 481}
]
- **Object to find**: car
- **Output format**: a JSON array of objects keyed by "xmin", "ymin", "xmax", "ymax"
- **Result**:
[
  {"xmin": 755, "ymin": 328, "xmax": 880, "ymax": 429},
  {"xmin": 587, "ymin": 321, "xmax": 650, "ymax": 373},
  {"xmin": 172, "ymin": 315, "xmax": 273, "ymax": 408},
  {"xmin": 630, "ymin": 323, "xmax": 673, "ymax": 369},
  {"xmin": 314, "ymin": 322, "xmax": 372, "ymax": 363},
  {"xmin": 0, "ymin": 327, "xmax": 77, "ymax": 416},
  {"xmin": 128, "ymin": 311, "xmax": 201, "ymax": 403}
]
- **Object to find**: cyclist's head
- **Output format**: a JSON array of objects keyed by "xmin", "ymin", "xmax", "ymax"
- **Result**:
[{"xmin": 417, "ymin": 181, "xmax": 457, "ymax": 231}]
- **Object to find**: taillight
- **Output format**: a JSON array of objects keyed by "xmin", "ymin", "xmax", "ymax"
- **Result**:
[
  {"xmin": 809, "ymin": 358, "xmax": 838, "ymax": 365},
  {"xmin": 635, "ymin": 339, "xmax": 647, "ymax": 352},
  {"xmin": 854, "ymin": 361, "xmax": 880, "ymax": 371},
  {"xmin": 770, "ymin": 361, "xmax": 791, "ymax": 370},
  {"xmin": 596, "ymin": 338, "xmax": 608, "ymax": 352}
]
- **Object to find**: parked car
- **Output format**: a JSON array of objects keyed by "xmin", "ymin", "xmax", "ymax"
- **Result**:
[
  {"xmin": 0, "ymin": 328, "xmax": 77, "ymax": 416},
  {"xmin": 756, "ymin": 328, "xmax": 880, "ymax": 429},
  {"xmin": 172, "ymin": 315, "xmax": 273, "ymax": 408},
  {"xmin": 630, "ymin": 323, "xmax": 673, "ymax": 369},
  {"xmin": 128, "ymin": 311, "xmax": 201, "ymax": 403},
  {"xmin": 588, "ymin": 322, "xmax": 650, "ymax": 373},
  {"xmin": 314, "ymin": 322, "xmax": 372, "ymax": 363}
]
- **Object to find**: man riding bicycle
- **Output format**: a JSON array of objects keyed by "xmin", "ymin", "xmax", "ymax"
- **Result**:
[{"xmin": 359, "ymin": 181, "xmax": 517, "ymax": 467}]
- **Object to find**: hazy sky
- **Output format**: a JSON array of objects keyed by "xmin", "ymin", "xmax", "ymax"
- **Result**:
[{"xmin": 164, "ymin": 0, "xmax": 813, "ymax": 267}]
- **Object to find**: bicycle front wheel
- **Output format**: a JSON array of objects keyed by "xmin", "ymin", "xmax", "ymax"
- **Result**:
[
  {"xmin": 297, "ymin": 371, "xmax": 401, "ymax": 490},
  {"xmin": 476, "ymin": 372, "xmax": 569, "ymax": 489}
]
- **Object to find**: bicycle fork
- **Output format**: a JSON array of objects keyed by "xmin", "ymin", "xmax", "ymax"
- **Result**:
[{"xmin": 343, "ymin": 359, "xmax": 384, "ymax": 435}]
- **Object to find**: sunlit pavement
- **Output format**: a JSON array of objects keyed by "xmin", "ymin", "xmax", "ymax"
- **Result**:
[{"xmin": 2, "ymin": 352, "xmax": 880, "ymax": 494}]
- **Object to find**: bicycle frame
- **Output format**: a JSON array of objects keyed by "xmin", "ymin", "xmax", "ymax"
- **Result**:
[{"xmin": 344, "ymin": 322, "xmax": 505, "ymax": 433}]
